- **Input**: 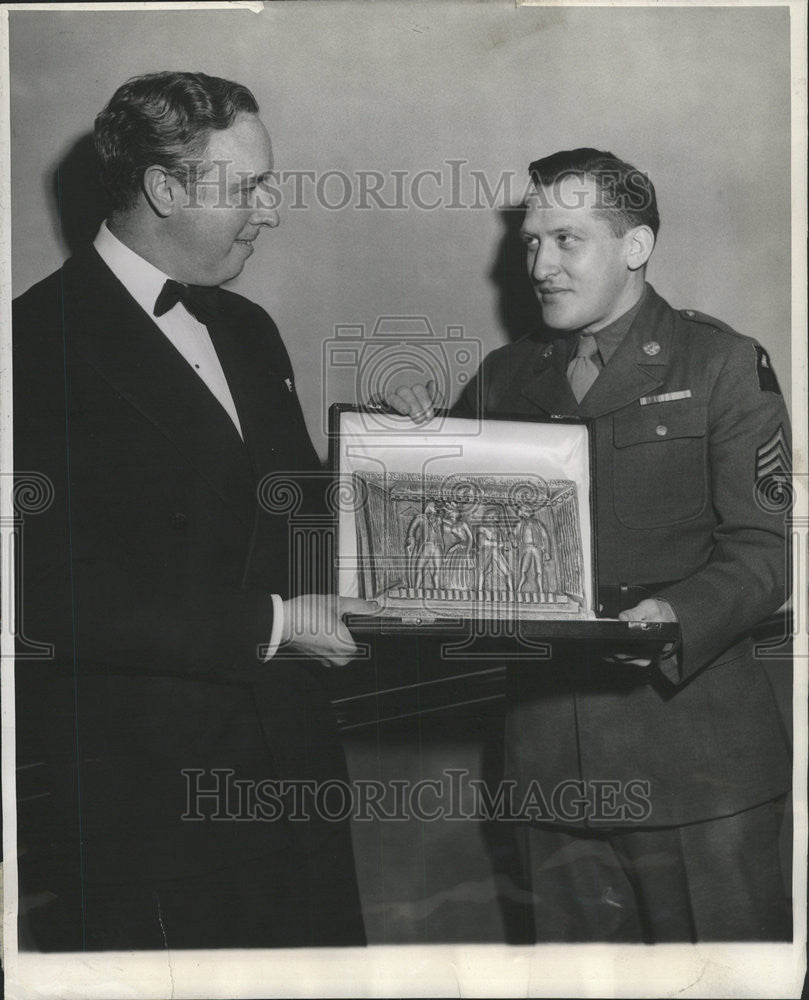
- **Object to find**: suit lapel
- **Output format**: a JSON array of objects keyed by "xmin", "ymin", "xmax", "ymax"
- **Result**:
[
  {"xmin": 204, "ymin": 310, "xmax": 299, "ymax": 480},
  {"xmin": 201, "ymin": 297, "xmax": 321, "ymax": 593},
  {"xmin": 64, "ymin": 249, "xmax": 255, "ymax": 522}
]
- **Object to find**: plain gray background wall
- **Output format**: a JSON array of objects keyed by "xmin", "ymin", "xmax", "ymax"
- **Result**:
[{"xmin": 9, "ymin": 2, "xmax": 792, "ymax": 458}]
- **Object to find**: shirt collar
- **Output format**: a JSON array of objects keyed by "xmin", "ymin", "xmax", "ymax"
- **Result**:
[
  {"xmin": 93, "ymin": 221, "xmax": 172, "ymax": 318},
  {"xmin": 567, "ymin": 284, "xmax": 649, "ymax": 365}
]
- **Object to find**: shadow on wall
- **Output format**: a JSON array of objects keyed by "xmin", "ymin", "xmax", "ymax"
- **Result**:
[
  {"xmin": 49, "ymin": 132, "xmax": 108, "ymax": 256},
  {"xmin": 488, "ymin": 205, "xmax": 551, "ymax": 346}
]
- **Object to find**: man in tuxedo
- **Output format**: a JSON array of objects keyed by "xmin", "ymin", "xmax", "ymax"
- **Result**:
[
  {"xmin": 387, "ymin": 149, "xmax": 792, "ymax": 941},
  {"xmin": 13, "ymin": 71, "xmax": 373, "ymax": 950}
]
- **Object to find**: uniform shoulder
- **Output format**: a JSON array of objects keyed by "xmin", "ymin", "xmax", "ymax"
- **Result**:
[
  {"xmin": 675, "ymin": 307, "xmax": 783, "ymax": 394},
  {"xmin": 673, "ymin": 305, "xmax": 771, "ymax": 364},
  {"xmin": 676, "ymin": 307, "xmax": 747, "ymax": 342}
]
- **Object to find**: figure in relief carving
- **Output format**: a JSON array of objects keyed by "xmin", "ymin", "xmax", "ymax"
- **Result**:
[
  {"xmin": 440, "ymin": 501, "xmax": 476, "ymax": 591},
  {"xmin": 405, "ymin": 500, "xmax": 443, "ymax": 591},
  {"xmin": 353, "ymin": 470, "xmax": 582, "ymax": 613},
  {"xmin": 477, "ymin": 508, "xmax": 513, "ymax": 593},
  {"xmin": 515, "ymin": 503, "xmax": 552, "ymax": 599}
]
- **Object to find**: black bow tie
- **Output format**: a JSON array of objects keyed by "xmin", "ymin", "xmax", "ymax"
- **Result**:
[{"xmin": 154, "ymin": 279, "xmax": 221, "ymax": 325}]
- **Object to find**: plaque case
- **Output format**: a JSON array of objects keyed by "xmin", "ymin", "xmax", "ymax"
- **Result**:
[{"xmin": 331, "ymin": 405, "xmax": 678, "ymax": 648}]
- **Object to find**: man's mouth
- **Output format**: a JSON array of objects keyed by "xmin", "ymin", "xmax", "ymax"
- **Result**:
[{"xmin": 538, "ymin": 287, "xmax": 569, "ymax": 297}]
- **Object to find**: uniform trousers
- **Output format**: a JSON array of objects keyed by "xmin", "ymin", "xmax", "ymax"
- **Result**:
[{"xmin": 515, "ymin": 797, "xmax": 790, "ymax": 942}]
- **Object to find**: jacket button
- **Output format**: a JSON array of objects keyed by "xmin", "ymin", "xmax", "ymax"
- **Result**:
[
  {"xmin": 656, "ymin": 425, "xmax": 668, "ymax": 436},
  {"xmin": 170, "ymin": 512, "xmax": 187, "ymax": 529}
]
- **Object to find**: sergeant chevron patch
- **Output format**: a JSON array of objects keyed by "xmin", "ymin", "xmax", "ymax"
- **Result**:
[{"xmin": 756, "ymin": 424, "xmax": 791, "ymax": 479}]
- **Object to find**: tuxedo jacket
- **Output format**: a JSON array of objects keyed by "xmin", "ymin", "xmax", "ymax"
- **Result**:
[
  {"xmin": 457, "ymin": 284, "xmax": 792, "ymax": 827},
  {"xmin": 13, "ymin": 248, "xmax": 348, "ymax": 907}
]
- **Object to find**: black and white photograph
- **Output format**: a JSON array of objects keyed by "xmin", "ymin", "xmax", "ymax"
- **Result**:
[{"xmin": 0, "ymin": 1, "xmax": 806, "ymax": 997}]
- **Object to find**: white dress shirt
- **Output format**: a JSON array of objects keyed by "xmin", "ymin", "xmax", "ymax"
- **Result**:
[
  {"xmin": 93, "ymin": 222, "xmax": 284, "ymax": 659},
  {"xmin": 94, "ymin": 222, "xmax": 244, "ymax": 438}
]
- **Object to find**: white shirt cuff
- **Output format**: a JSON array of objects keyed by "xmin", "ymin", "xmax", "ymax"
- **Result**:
[{"xmin": 263, "ymin": 593, "xmax": 285, "ymax": 662}]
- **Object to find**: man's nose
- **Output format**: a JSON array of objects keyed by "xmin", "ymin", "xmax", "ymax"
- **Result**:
[
  {"xmin": 250, "ymin": 206, "xmax": 280, "ymax": 229},
  {"xmin": 530, "ymin": 241, "xmax": 558, "ymax": 281}
]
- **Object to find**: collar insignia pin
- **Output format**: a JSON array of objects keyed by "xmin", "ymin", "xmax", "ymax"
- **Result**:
[
  {"xmin": 284, "ymin": 377, "xmax": 294, "ymax": 392},
  {"xmin": 642, "ymin": 341, "xmax": 661, "ymax": 357}
]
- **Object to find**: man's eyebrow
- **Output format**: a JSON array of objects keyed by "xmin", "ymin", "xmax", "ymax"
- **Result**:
[
  {"xmin": 228, "ymin": 170, "xmax": 275, "ymax": 191},
  {"xmin": 519, "ymin": 225, "xmax": 583, "ymax": 239}
]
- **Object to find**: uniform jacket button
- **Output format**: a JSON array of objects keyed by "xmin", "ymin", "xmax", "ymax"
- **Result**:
[
  {"xmin": 170, "ymin": 512, "xmax": 187, "ymax": 529},
  {"xmin": 656, "ymin": 425, "xmax": 668, "ymax": 436}
]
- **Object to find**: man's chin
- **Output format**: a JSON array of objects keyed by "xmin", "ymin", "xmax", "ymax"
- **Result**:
[
  {"xmin": 540, "ymin": 309, "xmax": 578, "ymax": 333},
  {"xmin": 216, "ymin": 263, "xmax": 248, "ymax": 286},
  {"xmin": 535, "ymin": 294, "xmax": 578, "ymax": 332}
]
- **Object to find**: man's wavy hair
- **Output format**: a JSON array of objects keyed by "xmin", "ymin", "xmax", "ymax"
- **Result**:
[
  {"xmin": 94, "ymin": 71, "xmax": 259, "ymax": 212},
  {"xmin": 528, "ymin": 148, "xmax": 660, "ymax": 241}
]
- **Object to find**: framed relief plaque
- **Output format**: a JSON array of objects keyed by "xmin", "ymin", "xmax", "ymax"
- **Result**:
[{"xmin": 330, "ymin": 405, "xmax": 678, "ymax": 648}]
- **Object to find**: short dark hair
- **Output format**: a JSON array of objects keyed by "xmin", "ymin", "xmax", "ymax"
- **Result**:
[
  {"xmin": 94, "ymin": 71, "xmax": 259, "ymax": 212},
  {"xmin": 527, "ymin": 148, "xmax": 659, "ymax": 239}
]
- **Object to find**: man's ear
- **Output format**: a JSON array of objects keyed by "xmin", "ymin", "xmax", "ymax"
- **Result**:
[
  {"xmin": 626, "ymin": 225, "xmax": 655, "ymax": 272},
  {"xmin": 142, "ymin": 165, "xmax": 180, "ymax": 218}
]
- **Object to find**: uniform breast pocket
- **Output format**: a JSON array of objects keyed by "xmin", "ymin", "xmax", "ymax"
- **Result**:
[{"xmin": 612, "ymin": 402, "xmax": 708, "ymax": 528}]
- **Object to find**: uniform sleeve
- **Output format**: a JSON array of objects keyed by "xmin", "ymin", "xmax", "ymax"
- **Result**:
[{"xmin": 655, "ymin": 337, "xmax": 791, "ymax": 683}]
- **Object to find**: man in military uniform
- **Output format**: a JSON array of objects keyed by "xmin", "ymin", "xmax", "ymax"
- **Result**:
[{"xmin": 387, "ymin": 149, "xmax": 792, "ymax": 941}]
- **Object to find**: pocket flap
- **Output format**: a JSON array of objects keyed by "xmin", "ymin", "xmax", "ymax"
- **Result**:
[{"xmin": 613, "ymin": 402, "xmax": 706, "ymax": 448}]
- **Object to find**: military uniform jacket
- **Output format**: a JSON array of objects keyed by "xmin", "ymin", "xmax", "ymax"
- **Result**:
[{"xmin": 457, "ymin": 284, "xmax": 791, "ymax": 827}]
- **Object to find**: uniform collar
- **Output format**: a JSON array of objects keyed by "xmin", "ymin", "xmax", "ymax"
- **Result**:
[
  {"xmin": 576, "ymin": 284, "xmax": 649, "ymax": 366},
  {"xmin": 520, "ymin": 283, "xmax": 672, "ymax": 418}
]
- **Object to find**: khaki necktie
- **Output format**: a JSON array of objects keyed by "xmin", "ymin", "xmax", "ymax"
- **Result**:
[{"xmin": 566, "ymin": 334, "xmax": 602, "ymax": 403}]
